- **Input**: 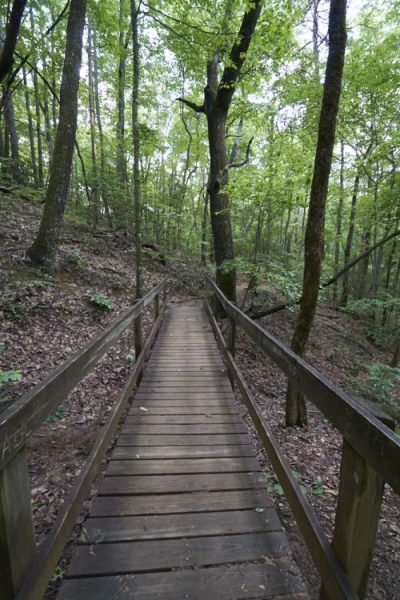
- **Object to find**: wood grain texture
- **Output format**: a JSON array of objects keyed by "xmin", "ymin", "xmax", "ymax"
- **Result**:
[{"xmin": 57, "ymin": 303, "xmax": 306, "ymax": 600}]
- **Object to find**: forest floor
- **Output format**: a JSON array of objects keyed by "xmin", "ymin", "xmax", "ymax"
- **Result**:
[{"xmin": 0, "ymin": 193, "xmax": 399, "ymax": 599}]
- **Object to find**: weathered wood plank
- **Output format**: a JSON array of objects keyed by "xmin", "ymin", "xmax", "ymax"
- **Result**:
[
  {"xmin": 120, "ymin": 423, "xmax": 247, "ymax": 435},
  {"xmin": 58, "ymin": 561, "xmax": 307, "ymax": 600},
  {"xmin": 124, "ymin": 414, "xmax": 242, "ymax": 424},
  {"xmin": 112, "ymin": 444, "xmax": 256, "ymax": 459},
  {"xmin": 128, "ymin": 406, "xmax": 240, "ymax": 414},
  {"xmin": 116, "ymin": 433, "xmax": 250, "ymax": 446},
  {"xmin": 66, "ymin": 532, "xmax": 290, "ymax": 577},
  {"xmin": 90, "ymin": 489, "xmax": 271, "ymax": 517},
  {"xmin": 82, "ymin": 508, "xmax": 282, "ymax": 543},
  {"xmin": 0, "ymin": 449, "xmax": 35, "ymax": 599},
  {"xmin": 99, "ymin": 472, "xmax": 264, "ymax": 495},
  {"xmin": 107, "ymin": 457, "xmax": 261, "ymax": 475}
]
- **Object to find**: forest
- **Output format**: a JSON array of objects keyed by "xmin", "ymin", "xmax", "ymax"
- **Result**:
[{"xmin": 0, "ymin": 0, "xmax": 399, "ymax": 598}]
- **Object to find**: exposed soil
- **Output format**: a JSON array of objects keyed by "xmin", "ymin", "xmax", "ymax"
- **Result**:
[{"xmin": 1, "ymin": 194, "xmax": 398, "ymax": 598}]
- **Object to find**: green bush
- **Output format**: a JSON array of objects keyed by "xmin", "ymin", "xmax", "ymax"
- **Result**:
[
  {"xmin": 0, "ymin": 369, "xmax": 22, "ymax": 385},
  {"xmin": 90, "ymin": 292, "xmax": 113, "ymax": 311},
  {"xmin": 343, "ymin": 293, "xmax": 399, "ymax": 346}
]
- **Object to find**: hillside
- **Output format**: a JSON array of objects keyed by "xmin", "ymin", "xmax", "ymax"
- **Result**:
[{"xmin": 0, "ymin": 193, "xmax": 398, "ymax": 598}]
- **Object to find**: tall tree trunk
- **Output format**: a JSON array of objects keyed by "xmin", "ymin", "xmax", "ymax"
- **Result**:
[
  {"xmin": 27, "ymin": 0, "xmax": 87, "ymax": 268},
  {"xmin": 131, "ymin": 0, "xmax": 142, "ymax": 355},
  {"xmin": 286, "ymin": 0, "xmax": 347, "ymax": 427},
  {"xmin": 333, "ymin": 139, "xmax": 344, "ymax": 302},
  {"xmin": 340, "ymin": 173, "xmax": 359, "ymax": 306},
  {"xmin": 178, "ymin": 0, "xmax": 262, "ymax": 302},
  {"xmin": 0, "ymin": 0, "xmax": 27, "ymax": 83},
  {"xmin": 87, "ymin": 20, "xmax": 100, "ymax": 230},
  {"xmin": 92, "ymin": 22, "xmax": 112, "ymax": 227},
  {"xmin": 22, "ymin": 68, "xmax": 38, "ymax": 185},
  {"xmin": 115, "ymin": 0, "xmax": 129, "ymax": 229},
  {"xmin": 3, "ymin": 86, "xmax": 21, "ymax": 182}
]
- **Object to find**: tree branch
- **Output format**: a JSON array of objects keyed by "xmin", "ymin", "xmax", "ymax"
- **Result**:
[
  {"xmin": 228, "ymin": 136, "xmax": 253, "ymax": 169},
  {"xmin": 176, "ymin": 96, "xmax": 205, "ymax": 113},
  {"xmin": 248, "ymin": 228, "xmax": 400, "ymax": 319}
]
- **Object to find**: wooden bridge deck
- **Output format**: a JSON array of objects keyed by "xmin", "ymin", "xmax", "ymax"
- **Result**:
[{"xmin": 58, "ymin": 303, "xmax": 307, "ymax": 599}]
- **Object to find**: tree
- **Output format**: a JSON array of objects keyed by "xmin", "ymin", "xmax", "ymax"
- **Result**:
[
  {"xmin": 285, "ymin": 0, "xmax": 347, "ymax": 427},
  {"xmin": 0, "ymin": 0, "xmax": 27, "ymax": 83},
  {"xmin": 178, "ymin": 0, "xmax": 262, "ymax": 301},
  {"xmin": 27, "ymin": 0, "xmax": 87, "ymax": 268}
]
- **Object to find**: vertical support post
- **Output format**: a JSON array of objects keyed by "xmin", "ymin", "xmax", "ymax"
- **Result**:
[
  {"xmin": 162, "ymin": 282, "xmax": 167, "ymax": 307},
  {"xmin": 226, "ymin": 315, "xmax": 236, "ymax": 389},
  {"xmin": 227, "ymin": 315, "xmax": 236, "ymax": 356},
  {"xmin": 321, "ymin": 404, "xmax": 395, "ymax": 599},
  {"xmin": 322, "ymin": 440, "xmax": 384, "ymax": 598},
  {"xmin": 154, "ymin": 293, "xmax": 160, "ymax": 319},
  {"xmin": 134, "ymin": 314, "xmax": 143, "ymax": 360},
  {"xmin": 0, "ymin": 449, "xmax": 35, "ymax": 600}
]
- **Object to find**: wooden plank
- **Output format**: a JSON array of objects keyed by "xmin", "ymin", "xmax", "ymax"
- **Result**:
[
  {"xmin": 120, "ymin": 423, "xmax": 247, "ymax": 435},
  {"xmin": 124, "ymin": 414, "xmax": 242, "ymax": 424},
  {"xmin": 66, "ymin": 532, "xmax": 290, "ymax": 577},
  {"xmin": 130, "ymin": 401, "xmax": 237, "ymax": 409},
  {"xmin": 0, "ymin": 277, "xmax": 167, "ymax": 471},
  {"xmin": 13, "ymin": 304, "xmax": 168, "ymax": 600},
  {"xmin": 133, "ymin": 392, "xmax": 234, "ymax": 399},
  {"xmin": 107, "ymin": 457, "xmax": 261, "ymax": 475},
  {"xmin": 82, "ymin": 508, "xmax": 282, "ymax": 543},
  {"xmin": 128, "ymin": 406, "xmax": 239, "ymax": 414},
  {"xmin": 99, "ymin": 472, "xmax": 264, "ymax": 495},
  {"xmin": 207, "ymin": 278, "xmax": 400, "ymax": 495},
  {"xmin": 90, "ymin": 488, "xmax": 271, "ymax": 517},
  {"xmin": 116, "ymin": 434, "xmax": 250, "ymax": 446},
  {"xmin": 112, "ymin": 445, "xmax": 256, "ymax": 460},
  {"xmin": 0, "ymin": 449, "xmax": 35, "ymax": 600},
  {"xmin": 58, "ymin": 561, "xmax": 307, "ymax": 600}
]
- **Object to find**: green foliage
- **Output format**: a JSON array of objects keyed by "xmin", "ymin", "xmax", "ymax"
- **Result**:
[
  {"xmin": 343, "ymin": 294, "xmax": 400, "ymax": 346},
  {"xmin": 46, "ymin": 408, "xmax": 66, "ymax": 423},
  {"xmin": 353, "ymin": 363, "xmax": 400, "ymax": 418},
  {"xmin": 89, "ymin": 293, "xmax": 113, "ymax": 311},
  {"xmin": 0, "ymin": 369, "xmax": 23, "ymax": 385},
  {"xmin": 51, "ymin": 565, "xmax": 66, "ymax": 582},
  {"xmin": 68, "ymin": 249, "xmax": 84, "ymax": 265}
]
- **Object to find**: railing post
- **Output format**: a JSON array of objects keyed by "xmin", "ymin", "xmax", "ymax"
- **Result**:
[
  {"xmin": 227, "ymin": 315, "xmax": 236, "ymax": 357},
  {"xmin": 134, "ymin": 315, "xmax": 143, "ymax": 360},
  {"xmin": 0, "ymin": 448, "xmax": 35, "ymax": 600},
  {"xmin": 154, "ymin": 293, "xmax": 160, "ymax": 319},
  {"xmin": 321, "ymin": 404, "xmax": 395, "ymax": 599}
]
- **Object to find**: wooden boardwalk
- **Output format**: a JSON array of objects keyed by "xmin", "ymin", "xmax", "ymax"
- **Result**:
[{"xmin": 58, "ymin": 303, "xmax": 307, "ymax": 599}]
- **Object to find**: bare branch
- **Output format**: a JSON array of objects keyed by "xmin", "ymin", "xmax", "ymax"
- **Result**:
[
  {"xmin": 176, "ymin": 96, "xmax": 205, "ymax": 114},
  {"xmin": 228, "ymin": 136, "xmax": 254, "ymax": 169}
]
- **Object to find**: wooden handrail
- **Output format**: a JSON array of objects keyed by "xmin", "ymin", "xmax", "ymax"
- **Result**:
[
  {"xmin": 205, "ymin": 299, "xmax": 357, "ymax": 600},
  {"xmin": 0, "ymin": 276, "xmax": 167, "ymax": 472},
  {"xmin": 206, "ymin": 276, "xmax": 400, "ymax": 494},
  {"xmin": 206, "ymin": 277, "xmax": 399, "ymax": 599},
  {"xmin": 0, "ymin": 277, "xmax": 168, "ymax": 600}
]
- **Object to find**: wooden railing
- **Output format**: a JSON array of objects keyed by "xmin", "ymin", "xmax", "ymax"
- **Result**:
[
  {"xmin": 206, "ymin": 277, "xmax": 399, "ymax": 600},
  {"xmin": 0, "ymin": 277, "xmax": 168, "ymax": 600}
]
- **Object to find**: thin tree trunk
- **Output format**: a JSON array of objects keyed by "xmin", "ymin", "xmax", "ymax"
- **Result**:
[
  {"xmin": 333, "ymin": 139, "xmax": 344, "ymax": 302},
  {"xmin": 340, "ymin": 173, "xmax": 359, "ymax": 306},
  {"xmin": 27, "ymin": 0, "xmax": 87, "ymax": 268},
  {"xmin": 3, "ymin": 86, "xmax": 21, "ymax": 182},
  {"xmin": 131, "ymin": 0, "xmax": 142, "ymax": 356},
  {"xmin": 92, "ymin": 22, "xmax": 112, "ymax": 227},
  {"xmin": 22, "ymin": 67, "xmax": 38, "ymax": 184},
  {"xmin": 286, "ymin": 0, "xmax": 347, "ymax": 427},
  {"xmin": 87, "ymin": 21, "xmax": 100, "ymax": 230}
]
